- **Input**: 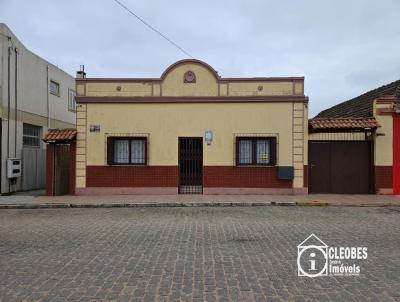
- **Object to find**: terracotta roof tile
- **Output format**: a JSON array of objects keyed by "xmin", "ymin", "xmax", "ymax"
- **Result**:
[
  {"xmin": 309, "ymin": 118, "xmax": 380, "ymax": 131},
  {"xmin": 316, "ymin": 79, "xmax": 400, "ymax": 118},
  {"xmin": 43, "ymin": 129, "xmax": 77, "ymax": 142}
]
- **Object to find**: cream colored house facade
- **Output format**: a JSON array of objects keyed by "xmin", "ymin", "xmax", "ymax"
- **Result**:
[
  {"xmin": 75, "ymin": 59, "xmax": 308, "ymax": 195},
  {"xmin": 0, "ymin": 23, "xmax": 75, "ymax": 193}
]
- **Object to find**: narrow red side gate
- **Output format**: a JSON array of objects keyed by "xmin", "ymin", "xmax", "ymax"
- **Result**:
[
  {"xmin": 393, "ymin": 114, "xmax": 400, "ymax": 195},
  {"xmin": 43, "ymin": 129, "xmax": 77, "ymax": 196}
]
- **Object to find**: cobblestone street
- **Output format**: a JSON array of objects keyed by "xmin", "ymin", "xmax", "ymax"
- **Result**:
[{"xmin": 0, "ymin": 207, "xmax": 399, "ymax": 301}]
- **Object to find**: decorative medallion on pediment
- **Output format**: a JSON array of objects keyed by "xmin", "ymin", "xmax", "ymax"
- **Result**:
[{"xmin": 183, "ymin": 70, "xmax": 196, "ymax": 83}]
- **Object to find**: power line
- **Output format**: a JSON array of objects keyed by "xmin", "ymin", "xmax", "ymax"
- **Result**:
[{"xmin": 112, "ymin": 0, "xmax": 194, "ymax": 58}]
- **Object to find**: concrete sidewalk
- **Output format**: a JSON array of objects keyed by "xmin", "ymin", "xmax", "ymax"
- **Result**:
[{"xmin": 0, "ymin": 191, "xmax": 399, "ymax": 208}]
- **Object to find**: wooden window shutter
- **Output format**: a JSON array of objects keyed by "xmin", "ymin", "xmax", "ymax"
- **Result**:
[
  {"xmin": 270, "ymin": 137, "xmax": 277, "ymax": 166},
  {"xmin": 107, "ymin": 137, "xmax": 114, "ymax": 165}
]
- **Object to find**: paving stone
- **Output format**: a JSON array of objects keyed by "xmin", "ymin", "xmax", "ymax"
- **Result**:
[{"xmin": 0, "ymin": 206, "xmax": 398, "ymax": 301}]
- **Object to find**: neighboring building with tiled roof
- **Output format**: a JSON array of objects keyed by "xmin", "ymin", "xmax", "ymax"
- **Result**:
[
  {"xmin": 316, "ymin": 79, "xmax": 400, "ymax": 118},
  {"xmin": 308, "ymin": 79, "xmax": 400, "ymax": 195}
]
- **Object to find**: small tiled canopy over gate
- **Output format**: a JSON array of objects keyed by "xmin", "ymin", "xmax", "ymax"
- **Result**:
[
  {"xmin": 309, "ymin": 118, "xmax": 380, "ymax": 131},
  {"xmin": 43, "ymin": 129, "xmax": 77, "ymax": 143}
]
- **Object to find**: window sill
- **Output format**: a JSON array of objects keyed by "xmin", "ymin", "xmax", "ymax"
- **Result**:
[
  {"xmin": 50, "ymin": 92, "xmax": 60, "ymax": 97},
  {"xmin": 235, "ymin": 165, "xmax": 276, "ymax": 168},
  {"xmin": 108, "ymin": 164, "xmax": 148, "ymax": 167}
]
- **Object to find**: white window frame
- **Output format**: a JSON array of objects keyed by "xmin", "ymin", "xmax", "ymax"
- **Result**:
[
  {"xmin": 68, "ymin": 88, "xmax": 76, "ymax": 111},
  {"xmin": 23, "ymin": 124, "xmax": 42, "ymax": 148},
  {"xmin": 49, "ymin": 80, "xmax": 60, "ymax": 96}
]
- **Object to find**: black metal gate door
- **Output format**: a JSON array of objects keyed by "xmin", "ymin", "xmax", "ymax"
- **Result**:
[
  {"xmin": 54, "ymin": 144, "xmax": 70, "ymax": 195},
  {"xmin": 179, "ymin": 137, "xmax": 203, "ymax": 194}
]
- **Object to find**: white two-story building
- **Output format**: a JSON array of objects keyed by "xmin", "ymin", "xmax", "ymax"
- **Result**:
[{"xmin": 0, "ymin": 23, "xmax": 75, "ymax": 194}]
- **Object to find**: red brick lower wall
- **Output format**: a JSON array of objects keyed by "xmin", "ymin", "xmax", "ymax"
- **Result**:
[
  {"xmin": 203, "ymin": 166, "xmax": 292, "ymax": 188},
  {"xmin": 86, "ymin": 166, "xmax": 179, "ymax": 187},
  {"xmin": 46, "ymin": 144, "xmax": 54, "ymax": 196},
  {"xmin": 375, "ymin": 166, "xmax": 393, "ymax": 194},
  {"xmin": 85, "ymin": 165, "xmax": 292, "ymax": 189},
  {"xmin": 76, "ymin": 187, "xmax": 178, "ymax": 195}
]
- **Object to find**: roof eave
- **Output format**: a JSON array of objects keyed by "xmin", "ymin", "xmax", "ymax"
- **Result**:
[{"xmin": 309, "ymin": 127, "xmax": 377, "ymax": 133}]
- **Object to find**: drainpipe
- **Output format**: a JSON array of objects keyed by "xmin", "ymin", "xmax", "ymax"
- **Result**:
[
  {"xmin": 1, "ymin": 35, "xmax": 12, "ymax": 194},
  {"xmin": 46, "ymin": 65, "xmax": 50, "ymax": 128},
  {"xmin": 7, "ymin": 46, "xmax": 11, "ymax": 160},
  {"xmin": 7, "ymin": 46, "xmax": 11, "ymax": 193},
  {"xmin": 14, "ymin": 47, "xmax": 18, "ymax": 157},
  {"xmin": 0, "ymin": 118, "xmax": 2, "ymax": 194}
]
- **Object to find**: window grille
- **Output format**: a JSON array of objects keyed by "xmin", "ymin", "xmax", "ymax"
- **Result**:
[
  {"xmin": 105, "ymin": 133, "xmax": 149, "ymax": 165},
  {"xmin": 234, "ymin": 133, "xmax": 279, "ymax": 166},
  {"xmin": 23, "ymin": 124, "xmax": 41, "ymax": 147}
]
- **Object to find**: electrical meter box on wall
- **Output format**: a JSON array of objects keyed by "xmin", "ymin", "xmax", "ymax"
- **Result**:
[
  {"xmin": 7, "ymin": 158, "xmax": 21, "ymax": 178},
  {"xmin": 278, "ymin": 166, "xmax": 294, "ymax": 180}
]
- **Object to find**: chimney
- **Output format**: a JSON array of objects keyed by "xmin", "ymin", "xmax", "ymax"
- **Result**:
[{"xmin": 76, "ymin": 65, "xmax": 86, "ymax": 79}]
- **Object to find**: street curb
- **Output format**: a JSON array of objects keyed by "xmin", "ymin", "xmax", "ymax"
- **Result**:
[
  {"xmin": 0, "ymin": 202, "xmax": 275, "ymax": 209},
  {"xmin": 271, "ymin": 201, "xmax": 296, "ymax": 206},
  {"xmin": 297, "ymin": 201, "xmax": 329, "ymax": 206},
  {"xmin": 0, "ymin": 203, "xmax": 71, "ymax": 209},
  {"xmin": 0, "ymin": 201, "xmax": 398, "ymax": 209}
]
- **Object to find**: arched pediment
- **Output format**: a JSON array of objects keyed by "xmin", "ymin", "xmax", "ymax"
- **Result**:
[{"xmin": 161, "ymin": 59, "xmax": 220, "ymax": 96}]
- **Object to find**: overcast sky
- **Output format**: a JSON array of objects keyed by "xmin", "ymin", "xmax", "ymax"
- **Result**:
[{"xmin": 1, "ymin": 0, "xmax": 399, "ymax": 116}]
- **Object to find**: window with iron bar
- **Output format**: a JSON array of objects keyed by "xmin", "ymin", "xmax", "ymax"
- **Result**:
[
  {"xmin": 23, "ymin": 124, "xmax": 41, "ymax": 147},
  {"xmin": 235, "ymin": 137, "xmax": 277, "ymax": 166},
  {"xmin": 107, "ymin": 137, "xmax": 147, "ymax": 165}
]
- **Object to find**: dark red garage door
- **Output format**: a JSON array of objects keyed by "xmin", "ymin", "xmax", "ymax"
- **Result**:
[{"xmin": 309, "ymin": 141, "xmax": 373, "ymax": 194}]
